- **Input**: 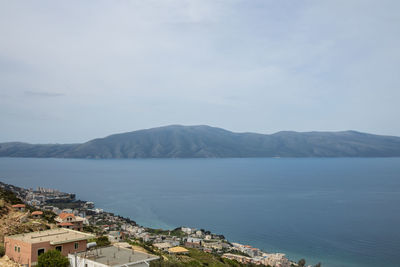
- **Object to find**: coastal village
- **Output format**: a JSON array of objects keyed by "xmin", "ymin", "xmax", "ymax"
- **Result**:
[{"xmin": 0, "ymin": 181, "xmax": 300, "ymax": 267}]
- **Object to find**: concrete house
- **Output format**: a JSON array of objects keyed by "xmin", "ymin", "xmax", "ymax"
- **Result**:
[
  {"xmin": 4, "ymin": 228, "xmax": 94, "ymax": 266},
  {"xmin": 153, "ymin": 242, "xmax": 173, "ymax": 251},
  {"xmin": 107, "ymin": 231, "xmax": 124, "ymax": 243},
  {"xmin": 55, "ymin": 212, "xmax": 84, "ymax": 231}
]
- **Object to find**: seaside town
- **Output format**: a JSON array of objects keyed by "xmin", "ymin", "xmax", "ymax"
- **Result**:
[{"xmin": 0, "ymin": 181, "xmax": 309, "ymax": 267}]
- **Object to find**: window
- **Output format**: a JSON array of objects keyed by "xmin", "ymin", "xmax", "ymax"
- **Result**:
[
  {"xmin": 55, "ymin": 245, "xmax": 62, "ymax": 252},
  {"xmin": 38, "ymin": 248, "xmax": 45, "ymax": 256},
  {"xmin": 74, "ymin": 242, "xmax": 79, "ymax": 250},
  {"xmin": 17, "ymin": 247, "xmax": 20, "ymax": 253},
  {"xmin": 14, "ymin": 245, "xmax": 17, "ymax": 252}
]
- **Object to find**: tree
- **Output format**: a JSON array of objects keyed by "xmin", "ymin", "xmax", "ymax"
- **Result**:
[
  {"xmin": 314, "ymin": 263, "xmax": 322, "ymax": 267},
  {"xmin": 37, "ymin": 249, "xmax": 69, "ymax": 267},
  {"xmin": 298, "ymin": 259, "xmax": 306, "ymax": 267},
  {"xmin": 94, "ymin": 236, "xmax": 111, "ymax": 247}
]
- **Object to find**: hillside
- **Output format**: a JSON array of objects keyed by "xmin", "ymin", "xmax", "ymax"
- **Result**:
[
  {"xmin": 0, "ymin": 186, "xmax": 56, "ymax": 266},
  {"xmin": 1, "ymin": 125, "xmax": 400, "ymax": 158},
  {"xmin": 0, "ymin": 187, "xmax": 55, "ymax": 242}
]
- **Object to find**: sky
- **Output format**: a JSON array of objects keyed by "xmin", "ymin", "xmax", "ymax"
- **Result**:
[{"xmin": 0, "ymin": 0, "xmax": 399, "ymax": 143}]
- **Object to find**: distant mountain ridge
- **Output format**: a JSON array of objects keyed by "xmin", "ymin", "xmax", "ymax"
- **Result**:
[{"xmin": 1, "ymin": 125, "xmax": 400, "ymax": 158}]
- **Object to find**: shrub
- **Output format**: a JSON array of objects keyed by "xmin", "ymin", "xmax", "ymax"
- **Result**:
[
  {"xmin": 37, "ymin": 250, "xmax": 69, "ymax": 267},
  {"xmin": 93, "ymin": 236, "xmax": 111, "ymax": 247},
  {"xmin": 0, "ymin": 244, "xmax": 5, "ymax": 257}
]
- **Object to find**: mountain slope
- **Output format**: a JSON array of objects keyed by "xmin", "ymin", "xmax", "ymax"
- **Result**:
[{"xmin": 1, "ymin": 125, "xmax": 400, "ymax": 158}]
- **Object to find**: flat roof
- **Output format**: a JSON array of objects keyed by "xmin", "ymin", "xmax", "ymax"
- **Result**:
[
  {"xmin": 168, "ymin": 246, "xmax": 189, "ymax": 253},
  {"xmin": 153, "ymin": 242, "xmax": 172, "ymax": 248},
  {"xmin": 74, "ymin": 246, "xmax": 159, "ymax": 266},
  {"xmin": 6, "ymin": 228, "xmax": 94, "ymax": 244}
]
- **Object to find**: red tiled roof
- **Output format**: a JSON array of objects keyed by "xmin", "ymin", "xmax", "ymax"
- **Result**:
[
  {"xmin": 32, "ymin": 211, "xmax": 43, "ymax": 215},
  {"xmin": 58, "ymin": 213, "xmax": 75, "ymax": 219},
  {"xmin": 12, "ymin": 204, "xmax": 26, "ymax": 208},
  {"xmin": 58, "ymin": 222, "xmax": 74, "ymax": 226}
]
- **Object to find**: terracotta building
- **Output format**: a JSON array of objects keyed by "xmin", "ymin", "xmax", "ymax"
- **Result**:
[
  {"xmin": 11, "ymin": 204, "xmax": 26, "ymax": 212},
  {"xmin": 55, "ymin": 212, "xmax": 84, "ymax": 231},
  {"xmin": 4, "ymin": 228, "xmax": 94, "ymax": 266},
  {"xmin": 31, "ymin": 211, "xmax": 43, "ymax": 219}
]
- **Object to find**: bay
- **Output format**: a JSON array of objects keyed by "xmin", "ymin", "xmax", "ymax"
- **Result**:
[{"xmin": 0, "ymin": 157, "xmax": 399, "ymax": 267}]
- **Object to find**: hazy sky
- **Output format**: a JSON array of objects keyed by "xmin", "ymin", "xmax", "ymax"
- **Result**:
[{"xmin": 1, "ymin": 0, "xmax": 399, "ymax": 143}]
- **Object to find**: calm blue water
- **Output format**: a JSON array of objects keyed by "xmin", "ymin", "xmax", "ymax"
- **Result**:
[{"xmin": 0, "ymin": 158, "xmax": 399, "ymax": 267}]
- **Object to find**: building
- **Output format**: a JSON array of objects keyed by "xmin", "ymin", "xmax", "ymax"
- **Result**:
[
  {"xmin": 181, "ymin": 227, "xmax": 192, "ymax": 234},
  {"xmin": 55, "ymin": 212, "xmax": 84, "ymax": 231},
  {"xmin": 261, "ymin": 253, "xmax": 291, "ymax": 267},
  {"xmin": 185, "ymin": 237, "xmax": 202, "ymax": 248},
  {"xmin": 222, "ymin": 253, "xmax": 252, "ymax": 264},
  {"xmin": 107, "ymin": 231, "xmax": 125, "ymax": 243},
  {"xmin": 168, "ymin": 246, "xmax": 189, "ymax": 255},
  {"xmin": 84, "ymin": 201, "xmax": 95, "ymax": 209},
  {"xmin": 202, "ymin": 241, "xmax": 223, "ymax": 250},
  {"xmin": 4, "ymin": 228, "xmax": 94, "ymax": 266},
  {"xmin": 68, "ymin": 245, "xmax": 159, "ymax": 267},
  {"xmin": 153, "ymin": 242, "xmax": 173, "ymax": 251},
  {"xmin": 31, "ymin": 211, "xmax": 43, "ymax": 219},
  {"xmin": 12, "ymin": 204, "xmax": 26, "ymax": 212},
  {"xmin": 195, "ymin": 230, "xmax": 203, "ymax": 237}
]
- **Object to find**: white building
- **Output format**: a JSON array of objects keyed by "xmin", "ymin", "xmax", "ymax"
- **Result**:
[
  {"xmin": 181, "ymin": 227, "xmax": 193, "ymax": 234},
  {"xmin": 68, "ymin": 246, "xmax": 159, "ymax": 267}
]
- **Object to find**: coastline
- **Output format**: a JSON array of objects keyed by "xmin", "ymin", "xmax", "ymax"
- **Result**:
[
  {"xmin": 0, "ymin": 180, "xmax": 298, "ymax": 267},
  {"xmin": 2, "ymin": 157, "xmax": 399, "ymax": 267}
]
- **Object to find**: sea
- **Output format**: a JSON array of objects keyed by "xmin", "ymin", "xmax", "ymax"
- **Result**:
[{"xmin": 0, "ymin": 157, "xmax": 399, "ymax": 267}]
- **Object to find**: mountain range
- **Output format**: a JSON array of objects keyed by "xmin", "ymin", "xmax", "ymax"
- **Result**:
[{"xmin": 1, "ymin": 125, "xmax": 400, "ymax": 158}]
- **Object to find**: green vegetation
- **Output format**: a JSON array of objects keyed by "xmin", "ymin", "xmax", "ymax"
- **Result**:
[
  {"xmin": 146, "ymin": 227, "xmax": 186, "ymax": 238},
  {"xmin": 0, "ymin": 244, "xmax": 5, "ymax": 257},
  {"xmin": 2, "ymin": 125, "xmax": 400, "ymax": 158},
  {"xmin": 223, "ymin": 249, "xmax": 251, "ymax": 257},
  {"xmin": 42, "ymin": 210, "xmax": 56, "ymax": 223},
  {"xmin": 128, "ymin": 239, "xmax": 160, "ymax": 255},
  {"xmin": 49, "ymin": 201, "xmax": 85, "ymax": 210},
  {"xmin": 83, "ymin": 225, "xmax": 104, "ymax": 235},
  {"xmin": 89, "ymin": 236, "xmax": 111, "ymax": 247},
  {"xmin": 0, "ymin": 187, "xmax": 23, "ymax": 205},
  {"xmin": 37, "ymin": 250, "xmax": 69, "ymax": 267},
  {"xmin": 298, "ymin": 259, "xmax": 306, "ymax": 267},
  {"xmin": 150, "ymin": 247, "xmax": 261, "ymax": 267}
]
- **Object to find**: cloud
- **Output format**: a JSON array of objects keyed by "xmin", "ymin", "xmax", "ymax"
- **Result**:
[
  {"xmin": 24, "ymin": 91, "xmax": 65, "ymax": 97},
  {"xmin": 0, "ymin": 0, "xmax": 399, "ymax": 142}
]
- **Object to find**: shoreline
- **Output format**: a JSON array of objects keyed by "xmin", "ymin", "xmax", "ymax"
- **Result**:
[{"xmin": 0, "ymin": 180, "xmax": 300, "ymax": 267}]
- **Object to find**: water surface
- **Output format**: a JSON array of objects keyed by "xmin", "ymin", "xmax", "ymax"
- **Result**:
[{"xmin": 1, "ymin": 157, "xmax": 399, "ymax": 267}]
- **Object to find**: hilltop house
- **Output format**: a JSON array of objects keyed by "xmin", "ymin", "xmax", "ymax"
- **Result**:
[
  {"xmin": 11, "ymin": 204, "xmax": 26, "ymax": 212},
  {"xmin": 31, "ymin": 211, "xmax": 43, "ymax": 219},
  {"xmin": 55, "ymin": 212, "xmax": 85, "ymax": 231},
  {"xmin": 107, "ymin": 231, "xmax": 125, "ymax": 243},
  {"xmin": 153, "ymin": 242, "xmax": 173, "ymax": 252},
  {"xmin": 4, "ymin": 228, "xmax": 94, "ymax": 266},
  {"xmin": 185, "ymin": 237, "xmax": 202, "ymax": 248}
]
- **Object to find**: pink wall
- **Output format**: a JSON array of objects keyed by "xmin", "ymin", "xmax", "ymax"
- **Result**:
[{"xmin": 5, "ymin": 237, "xmax": 88, "ymax": 266}]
